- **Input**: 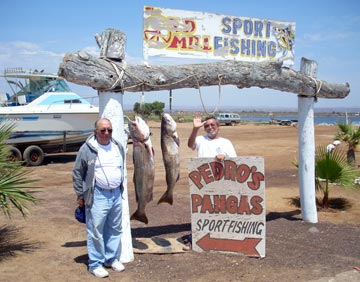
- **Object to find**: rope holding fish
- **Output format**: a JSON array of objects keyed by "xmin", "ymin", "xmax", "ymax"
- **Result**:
[{"xmin": 196, "ymin": 73, "xmax": 223, "ymax": 115}]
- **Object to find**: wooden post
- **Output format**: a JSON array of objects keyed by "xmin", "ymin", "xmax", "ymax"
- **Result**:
[
  {"xmin": 298, "ymin": 58, "xmax": 318, "ymax": 223},
  {"xmin": 95, "ymin": 28, "xmax": 126, "ymax": 60},
  {"xmin": 98, "ymin": 91, "xmax": 134, "ymax": 263}
]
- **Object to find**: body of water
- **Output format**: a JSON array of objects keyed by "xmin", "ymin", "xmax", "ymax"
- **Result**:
[{"xmin": 240, "ymin": 115, "xmax": 360, "ymax": 125}]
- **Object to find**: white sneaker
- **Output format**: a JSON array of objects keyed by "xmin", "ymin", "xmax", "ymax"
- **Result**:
[
  {"xmin": 90, "ymin": 267, "xmax": 109, "ymax": 278},
  {"xmin": 105, "ymin": 261, "xmax": 125, "ymax": 272}
]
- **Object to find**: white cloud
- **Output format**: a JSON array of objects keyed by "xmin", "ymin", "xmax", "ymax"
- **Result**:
[
  {"xmin": 0, "ymin": 41, "xmax": 63, "ymax": 58},
  {"xmin": 0, "ymin": 41, "xmax": 100, "ymax": 100},
  {"xmin": 0, "ymin": 41, "xmax": 64, "ymax": 73}
]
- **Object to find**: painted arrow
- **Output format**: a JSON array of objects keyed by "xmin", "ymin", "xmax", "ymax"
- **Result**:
[{"xmin": 196, "ymin": 233, "xmax": 262, "ymax": 257}]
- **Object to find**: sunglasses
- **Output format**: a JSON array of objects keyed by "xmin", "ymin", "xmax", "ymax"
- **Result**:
[{"xmin": 99, "ymin": 128, "xmax": 113, "ymax": 134}]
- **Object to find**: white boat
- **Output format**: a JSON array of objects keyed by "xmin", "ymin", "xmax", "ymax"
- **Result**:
[{"xmin": 0, "ymin": 68, "xmax": 99, "ymax": 166}]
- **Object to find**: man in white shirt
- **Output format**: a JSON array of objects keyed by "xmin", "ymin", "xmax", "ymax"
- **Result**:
[
  {"xmin": 73, "ymin": 118, "xmax": 125, "ymax": 278},
  {"xmin": 187, "ymin": 114, "xmax": 237, "ymax": 161}
]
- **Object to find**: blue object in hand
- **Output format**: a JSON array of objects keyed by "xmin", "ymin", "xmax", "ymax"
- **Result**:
[{"xmin": 75, "ymin": 206, "xmax": 86, "ymax": 223}]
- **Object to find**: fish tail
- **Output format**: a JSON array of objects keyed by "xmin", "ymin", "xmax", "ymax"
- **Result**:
[
  {"xmin": 157, "ymin": 191, "xmax": 173, "ymax": 205},
  {"xmin": 130, "ymin": 210, "xmax": 149, "ymax": 224}
]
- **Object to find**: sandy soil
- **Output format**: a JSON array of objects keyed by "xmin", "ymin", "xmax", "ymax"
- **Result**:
[{"xmin": 0, "ymin": 122, "xmax": 359, "ymax": 282}]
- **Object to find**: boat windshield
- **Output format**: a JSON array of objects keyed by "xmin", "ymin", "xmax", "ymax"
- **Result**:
[
  {"xmin": 19, "ymin": 78, "xmax": 71, "ymax": 100},
  {"xmin": 4, "ymin": 75, "xmax": 72, "ymax": 105}
]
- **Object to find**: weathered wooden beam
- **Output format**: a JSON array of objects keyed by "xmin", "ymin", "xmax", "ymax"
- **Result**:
[{"xmin": 58, "ymin": 51, "xmax": 350, "ymax": 99}]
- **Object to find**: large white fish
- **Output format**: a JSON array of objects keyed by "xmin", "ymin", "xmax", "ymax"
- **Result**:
[
  {"xmin": 158, "ymin": 113, "xmax": 180, "ymax": 205},
  {"xmin": 128, "ymin": 116, "xmax": 155, "ymax": 224}
]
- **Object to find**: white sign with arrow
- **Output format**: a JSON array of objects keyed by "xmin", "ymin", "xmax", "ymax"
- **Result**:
[{"xmin": 188, "ymin": 157, "xmax": 266, "ymax": 257}]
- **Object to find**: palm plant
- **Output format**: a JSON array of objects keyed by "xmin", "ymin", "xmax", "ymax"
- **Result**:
[
  {"xmin": 315, "ymin": 145, "xmax": 359, "ymax": 208},
  {"xmin": 334, "ymin": 122, "xmax": 360, "ymax": 166},
  {"xmin": 0, "ymin": 122, "xmax": 40, "ymax": 218}
]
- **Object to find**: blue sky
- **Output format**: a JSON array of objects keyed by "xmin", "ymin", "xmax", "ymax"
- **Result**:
[{"xmin": 1, "ymin": 0, "xmax": 359, "ymax": 111}]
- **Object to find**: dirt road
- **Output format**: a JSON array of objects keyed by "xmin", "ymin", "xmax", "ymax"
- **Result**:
[{"xmin": 0, "ymin": 123, "xmax": 359, "ymax": 282}]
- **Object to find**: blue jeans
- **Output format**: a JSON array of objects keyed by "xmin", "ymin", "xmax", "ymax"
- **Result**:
[{"xmin": 86, "ymin": 186, "xmax": 122, "ymax": 270}]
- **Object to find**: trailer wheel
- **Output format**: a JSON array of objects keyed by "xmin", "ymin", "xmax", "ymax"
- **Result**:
[
  {"xmin": 23, "ymin": 145, "xmax": 44, "ymax": 166},
  {"xmin": 8, "ymin": 146, "xmax": 22, "ymax": 162}
]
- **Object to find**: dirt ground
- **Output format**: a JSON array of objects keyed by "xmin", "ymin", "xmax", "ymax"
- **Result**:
[{"xmin": 0, "ymin": 122, "xmax": 359, "ymax": 282}]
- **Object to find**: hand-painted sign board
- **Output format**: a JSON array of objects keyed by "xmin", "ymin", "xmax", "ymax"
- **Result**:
[
  {"xmin": 188, "ymin": 157, "xmax": 266, "ymax": 257},
  {"xmin": 144, "ymin": 6, "xmax": 295, "ymax": 66}
]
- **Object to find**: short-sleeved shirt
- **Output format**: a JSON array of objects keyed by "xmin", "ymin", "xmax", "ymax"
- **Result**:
[{"xmin": 195, "ymin": 135, "xmax": 237, "ymax": 158}]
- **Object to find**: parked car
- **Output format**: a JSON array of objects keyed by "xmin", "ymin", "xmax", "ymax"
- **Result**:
[
  {"xmin": 215, "ymin": 113, "xmax": 241, "ymax": 126},
  {"xmin": 276, "ymin": 119, "xmax": 298, "ymax": 126}
]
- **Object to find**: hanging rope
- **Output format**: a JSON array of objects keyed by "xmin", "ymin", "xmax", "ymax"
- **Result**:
[
  {"xmin": 140, "ymin": 84, "xmax": 145, "ymax": 112},
  {"xmin": 100, "ymin": 59, "xmax": 225, "ymax": 113},
  {"xmin": 216, "ymin": 74, "xmax": 223, "ymax": 113},
  {"xmin": 195, "ymin": 74, "xmax": 223, "ymax": 115},
  {"xmin": 308, "ymin": 76, "xmax": 323, "ymax": 102}
]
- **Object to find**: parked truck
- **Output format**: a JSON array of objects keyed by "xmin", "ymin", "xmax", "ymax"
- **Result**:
[{"xmin": 215, "ymin": 112, "xmax": 241, "ymax": 126}]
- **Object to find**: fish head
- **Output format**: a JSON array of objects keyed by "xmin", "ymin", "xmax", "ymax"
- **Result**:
[
  {"xmin": 161, "ymin": 113, "xmax": 177, "ymax": 135},
  {"xmin": 129, "ymin": 116, "xmax": 150, "ymax": 142}
]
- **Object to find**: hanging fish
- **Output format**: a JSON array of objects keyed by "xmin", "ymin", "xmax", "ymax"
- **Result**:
[
  {"xmin": 158, "ymin": 113, "xmax": 180, "ymax": 205},
  {"xmin": 128, "ymin": 116, "xmax": 155, "ymax": 224}
]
